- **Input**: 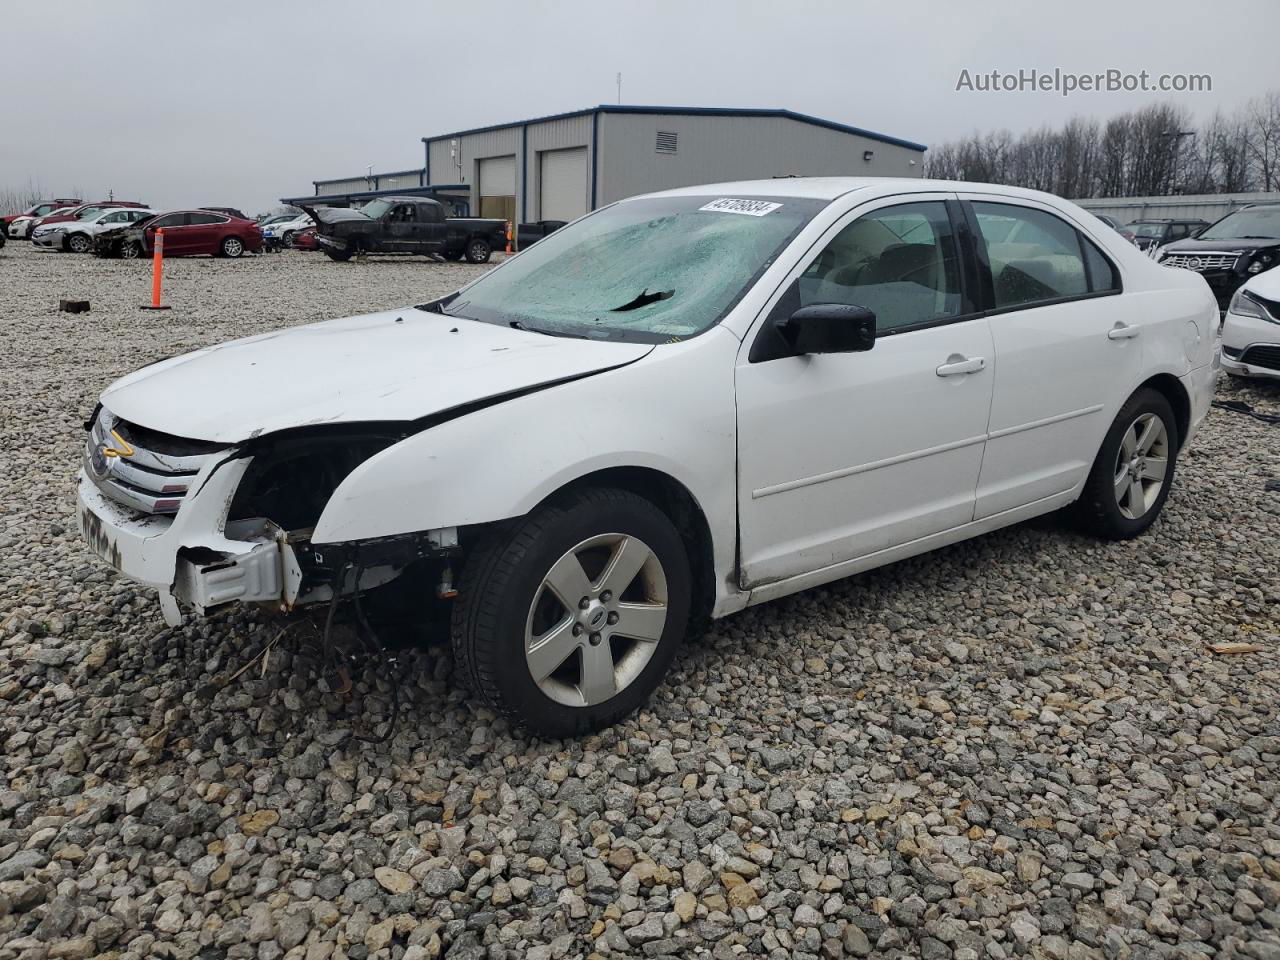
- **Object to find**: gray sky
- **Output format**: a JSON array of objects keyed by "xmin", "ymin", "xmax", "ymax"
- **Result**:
[{"xmin": 2, "ymin": 0, "xmax": 1274, "ymax": 214}]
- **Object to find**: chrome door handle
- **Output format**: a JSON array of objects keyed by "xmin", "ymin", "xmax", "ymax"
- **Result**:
[
  {"xmin": 1108, "ymin": 323, "xmax": 1141, "ymax": 340},
  {"xmin": 936, "ymin": 355, "xmax": 986, "ymax": 377}
]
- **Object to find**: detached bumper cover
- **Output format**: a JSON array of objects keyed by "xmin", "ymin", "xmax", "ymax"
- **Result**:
[{"xmin": 76, "ymin": 456, "xmax": 296, "ymax": 625}]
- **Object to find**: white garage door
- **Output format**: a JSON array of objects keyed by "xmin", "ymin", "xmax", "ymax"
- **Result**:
[
  {"xmin": 478, "ymin": 155, "xmax": 516, "ymax": 221},
  {"xmin": 539, "ymin": 147, "xmax": 588, "ymax": 222}
]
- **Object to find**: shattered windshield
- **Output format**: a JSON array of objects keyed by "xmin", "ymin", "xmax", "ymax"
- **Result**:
[{"xmin": 438, "ymin": 195, "xmax": 823, "ymax": 342}]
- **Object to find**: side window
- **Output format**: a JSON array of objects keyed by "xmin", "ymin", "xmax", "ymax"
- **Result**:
[
  {"xmin": 102, "ymin": 212, "xmax": 125, "ymax": 223},
  {"xmin": 973, "ymin": 202, "xmax": 1088, "ymax": 308},
  {"xmin": 797, "ymin": 201, "xmax": 964, "ymax": 333},
  {"xmin": 1167, "ymin": 224, "xmax": 1186, "ymax": 241},
  {"xmin": 187, "ymin": 212, "xmax": 224, "ymax": 225},
  {"xmin": 150, "ymin": 213, "xmax": 184, "ymax": 229},
  {"xmin": 1081, "ymin": 235, "xmax": 1120, "ymax": 292},
  {"xmin": 421, "ymin": 204, "xmax": 443, "ymax": 224},
  {"xmin": 390, "ymin": 204, "xmax": 414, "ymax": 222}
]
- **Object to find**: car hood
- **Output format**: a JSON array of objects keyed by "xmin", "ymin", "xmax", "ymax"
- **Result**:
[
  {"xmin": 1161, "ymin": 236, "xmax": 1280, "ymax": 254},
  {"xmin": 101, "ymin": 308, "xmax": 653, "ymax": 444},
  {"xmin": 1242, "ymin": 265, "xmax": 1280, "ymax": 300},
  {"xmin": 304, "ymin": 205, "xmax": 371, "ymax": 226}
]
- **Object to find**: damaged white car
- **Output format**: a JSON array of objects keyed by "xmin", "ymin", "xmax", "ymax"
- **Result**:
[{"xmin": 78, "ymin": 178, "xmax": 1218, "ymax": 735}]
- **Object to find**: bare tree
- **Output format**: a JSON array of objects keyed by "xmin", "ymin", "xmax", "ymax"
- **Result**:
[{"xmin": 925, "ymin": 93, "xmax": 1279, "ymax": 197}]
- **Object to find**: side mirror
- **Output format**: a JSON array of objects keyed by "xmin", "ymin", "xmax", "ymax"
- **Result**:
[{"xmin": 777, "ymin": 304, "xmax": 876, "ymax": 355}]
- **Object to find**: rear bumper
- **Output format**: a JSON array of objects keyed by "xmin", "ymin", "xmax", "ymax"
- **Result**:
[{"xmin": 75, "ymin": 458, "xmax": 295, "ymax": 626}]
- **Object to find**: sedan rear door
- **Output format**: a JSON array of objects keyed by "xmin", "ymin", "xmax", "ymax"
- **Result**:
[{"xmin": 958, "ymin": 194, "xmax": 1140, "ymax": 519}]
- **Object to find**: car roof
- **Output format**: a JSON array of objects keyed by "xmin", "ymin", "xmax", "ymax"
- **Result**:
[{"xmin": 631, "ymin": 177, "xmax": 1083, "ymax": 205}]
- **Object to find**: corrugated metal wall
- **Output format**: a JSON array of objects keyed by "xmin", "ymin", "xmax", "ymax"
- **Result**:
[
  {"xmin": 1076, "ymin": 192, "xmax": 1279, "ymax": 225},
  {"xmin": 596, "ymin": 113, "xmax": 923, "ymax": 205}
]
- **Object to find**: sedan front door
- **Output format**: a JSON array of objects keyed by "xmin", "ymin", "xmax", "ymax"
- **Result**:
[{"xmin": 736, "ymin": 196, "xmax": 995, "ymax": 588}]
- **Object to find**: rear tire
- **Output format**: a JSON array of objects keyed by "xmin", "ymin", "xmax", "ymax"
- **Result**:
[
  {"xmin": 220, "ymin": 235, "xmax": 245, "ymax": 258},
  {"xmin": 464, "ymin": 239, "xmax": 492, "ymax": 264},
  {"xmin": 324, "ymin": 246, "xmax": 353, "ymax": 262},
  {"xmin": 1074, "ymin": 387, "xmax": 1178, "ymax": 540},
  {"xmin": 451, "ymin": 488, "xmax": 691, "ymax": 737},
  {"xmin": 442, "ymin": 251, "xmax": 463, "ymax": 262}
]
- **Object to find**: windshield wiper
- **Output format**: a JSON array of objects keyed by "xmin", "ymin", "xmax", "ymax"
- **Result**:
[{"xmin": 612, "ymin": 288, "xmax": 675, "ymax": 312}]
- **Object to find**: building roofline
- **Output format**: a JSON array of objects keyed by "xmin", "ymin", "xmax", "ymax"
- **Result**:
[
  {"xmin": 419, "ymin": 105, "xmax": 927, "ymax": 152},
  {"xmin": 281, "ymin": 183, "xmax": 466, "ymax": 205},
  {"xmin": 310, "ymin": 167, "xmax": 426, "ymax": 187}
]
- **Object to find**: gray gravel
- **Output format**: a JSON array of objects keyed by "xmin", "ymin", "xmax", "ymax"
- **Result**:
[{"xmin": 1, "ymin": 239, "xmax": 1279, "ymax": 960}]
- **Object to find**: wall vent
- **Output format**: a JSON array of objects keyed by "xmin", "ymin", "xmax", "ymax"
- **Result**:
[{"xmin": 655, "ymin": 130, "xmax": 678, "ymax": 154}]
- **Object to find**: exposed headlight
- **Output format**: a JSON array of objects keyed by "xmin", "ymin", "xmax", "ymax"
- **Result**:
[{"xmin": 1228, "ymin": 288, "xmax": 1273, "ymax": 323}]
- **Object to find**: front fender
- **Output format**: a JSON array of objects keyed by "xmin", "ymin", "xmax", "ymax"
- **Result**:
[{"xmin": 311, "ymin": 329, "xmax": 741, "ymax": 598}]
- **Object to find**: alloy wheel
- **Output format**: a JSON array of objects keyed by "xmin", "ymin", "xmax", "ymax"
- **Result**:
[
  {"xmin": 524, "ymin": 533, "xmax": 668, "ymax": 707},
  {"xmin": 1113, "ymin": 412, "xmax": 1170, "ymax": 520}
]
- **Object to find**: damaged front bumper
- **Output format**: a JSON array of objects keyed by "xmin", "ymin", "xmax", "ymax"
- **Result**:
[{"xmin": 75, "ymin": 457, "xmax": 298, "ymax": 626}]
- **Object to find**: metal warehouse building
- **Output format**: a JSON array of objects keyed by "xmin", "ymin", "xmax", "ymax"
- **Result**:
[{"xmin": 286, "ymin": 105, "xmax": 926, "ymax": 221}]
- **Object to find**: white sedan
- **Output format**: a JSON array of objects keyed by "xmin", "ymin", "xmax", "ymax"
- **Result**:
[
  {"xmin": 260, "ymin": 212, "xmax": 313, "ymax": 246},
  {"xmin": 1220, "ymin": 267, "xmax": 1280, "ymax": 380},
  {"xmin": 31, "ymin": 207, "xmax": 156, "ymax": 253},
  {"xmin": 76, "ymin": 178, "xmax": 1218, "ymax": 735}
]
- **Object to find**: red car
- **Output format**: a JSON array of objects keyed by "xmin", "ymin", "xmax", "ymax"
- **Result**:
[
  {"xmin": 292, "ymin": 227, "xmax": 319, "ymax": 250},
  {"xmin": 3, "ymin": 198, "xmax": 81, "ymax": 237},
  {"xmin": 95, "ymin": 210, "xmax": 263, "ymax": 259},
  {"xmin": 32, "ymin": 200, "xmax": 149, "ymax": 232}
]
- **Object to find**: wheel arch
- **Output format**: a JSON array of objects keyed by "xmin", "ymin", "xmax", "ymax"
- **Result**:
[{"xmin": 1135, "ymin": 372, "xmax": 1191, "ymax": 449}]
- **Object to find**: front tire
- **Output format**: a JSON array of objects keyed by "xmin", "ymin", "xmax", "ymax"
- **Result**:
[
  {"xmin": 452, "ymin": 488, "xmax": 691, "ymax": 737},
  {"xmin": 1075, "ymin": 387, "xmax": 1178, "ymax": 539},
  {"xmin": 324, "ymin": 246, "xmax": 353, "ymax": 262},
  {"xmin": 464, "ymin": 238, "xmax": 492, "ymax": 264},
  {"xmin": 120, "ymin": 240, "xmax": 143, "ymax": 260},
  {"xmin": 67, "ymin": 233, "xmax": 92, "ymax": 254}
]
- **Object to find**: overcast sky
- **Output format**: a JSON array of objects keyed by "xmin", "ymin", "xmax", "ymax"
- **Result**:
[{"xmin": 2, "ymin": 0, "xmax": 1275, "ymax": 214}]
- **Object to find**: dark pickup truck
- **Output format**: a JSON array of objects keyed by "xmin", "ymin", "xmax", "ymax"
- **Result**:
[{"xmin": 300, "ymin": 197, "xmax": 506, "ymax": 263}]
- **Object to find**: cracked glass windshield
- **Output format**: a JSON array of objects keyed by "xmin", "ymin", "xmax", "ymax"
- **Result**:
[{"xmin": 437, "ymin": 195, "xmax": 824, "ymax": 342}]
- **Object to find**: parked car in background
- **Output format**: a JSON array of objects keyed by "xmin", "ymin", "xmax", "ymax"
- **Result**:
[
  {"xmin": 31, "ymin": 200, "xmax": 150, "ymax": 233},
  {"xmin": 517, "ymin": 219, "xmax": 568, "ymax": 250},
  {"xmin": 301, "ymin": 197, "xmax": 506, "ymax": 263},
  {"xmin": 32, "ymin": 207, "xmax": 156, "ymax": 253},
  {"xmin": 1123, "ymin": 218, "xmax": 1209, "ymax": 254},
  {"xmin": 2, "ymin": 198, "xmax": 80, "ymax": 236},
  {"xmin": 93, "ymin": 210, "xmax": 263, "ymax": 259},
  {"xmin": 261, "ymin": 212, "xmax": 313, "ymax": 249},
  {"xmin": 292, "ymin": 227, "xmax": 319, "ymax": 251},
  {"xmin": 8, "ymin": 206, "xmax": 76, "ymax": 239},
  {"xmin": 200, "ymin": 207, "xmax": 250, "ymax": 221},
  {"xmin": 77, "ymin": 178, "xmax": 1217, "ymax": 735},
  {"xmin": 1093, "ymin": 214, "xmax": 1136, "ymax": 244},
  {"xmin": 1156, "ymin": 203, "xmax": 1280, "ymax": 309},
  {"xmin": 1220, "ymin": 266, "xmax": 1280, "ymax": 380}
]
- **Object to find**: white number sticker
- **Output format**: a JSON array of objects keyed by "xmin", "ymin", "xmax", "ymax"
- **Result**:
[{"xmin": 698, "ymin": 198, "xmax": 782, "ymax": 217}]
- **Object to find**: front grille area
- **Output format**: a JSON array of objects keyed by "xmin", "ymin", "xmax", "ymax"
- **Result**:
[
  {"xmin": 84, "ymin": 408, "xmax": 224, "ymax": 515},
  {"xmin": 1242, "ymin": 345, "xmax": 1280, "ymax": 371},
  {"xmin": 1161, "ymin": 252, "xmax": 1239, "ymax": 272}
]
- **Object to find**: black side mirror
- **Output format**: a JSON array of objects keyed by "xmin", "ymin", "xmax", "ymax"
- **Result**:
[{"xmin": 777, "ymin": 304, "xmax": 876, "ymax": 355}]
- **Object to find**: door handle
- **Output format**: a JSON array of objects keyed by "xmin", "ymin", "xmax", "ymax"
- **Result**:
[
  {"xmin": 936, "ymin": 355, "xmax": 986, "ymax": 377},
  {"xmin": 1108, "ymin": 323, "xmax": 1141, "ymax": 340}
]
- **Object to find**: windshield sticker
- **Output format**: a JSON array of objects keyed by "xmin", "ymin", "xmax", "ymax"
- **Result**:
[{"xmin": 698, "ymin": 198, "xmax": 783, "ymax": 217}]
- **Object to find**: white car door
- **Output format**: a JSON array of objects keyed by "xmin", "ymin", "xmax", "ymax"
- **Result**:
[
  {"xmin": 959, "ymin": 196, "xmax": 1142, "ymax": 519},
  {"xmin": 735, "ymin": 195, "xmax": 995, "ymax": 588}
]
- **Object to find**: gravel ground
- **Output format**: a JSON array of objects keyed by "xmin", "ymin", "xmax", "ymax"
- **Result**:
[{"xmin": 1, "ymin": 239, "xmax": 1278, "ymax": 960}]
